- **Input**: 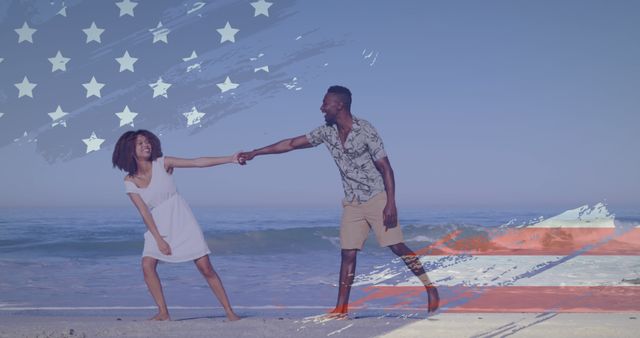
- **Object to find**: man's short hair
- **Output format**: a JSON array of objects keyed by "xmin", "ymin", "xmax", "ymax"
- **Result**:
[{"xmin": 327, "ymin": 85, "xmax": 352, "ymax": 111}]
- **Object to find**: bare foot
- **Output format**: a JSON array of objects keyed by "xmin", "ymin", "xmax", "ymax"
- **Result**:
[
  {"xmin": 225, "ymin": 312, "xmax": 241, "ymax": 321},
  {"xmin": 326, "ymin": 313, "xmax": 349, "ymax": 320},
  {"xmin": 426, "ymin": 285, "xmax": 440, "ymax": 313},
  {"xmin": 324, "ymin": 308, "xmax": 349, "ymax": 320},
  {"xmin": 149, "ymin": 312, "xmax": 170, "ymax": 321}
]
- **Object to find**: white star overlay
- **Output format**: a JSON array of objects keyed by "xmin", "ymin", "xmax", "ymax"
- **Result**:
[
  {"xmin": 57, "ymin": 6, "xmax": 67, "ymax": 17},
  {"xmin": 48, "ymin": 51, "xmax": 70, "ymax": 72},
  {"xmin": 82, "ymin": 132, "xmax": 105, "ymax": 153},
  {"xmin": 183, "ymin": 51, "xmax": 198, "ymax": 61},
  {"xmin": 15, "ymin": 22, "xmax": 37, "ymax": 43},
  {"xmin": 82, "ymin": 76, "xmax": 105, "ymax": 98},
  {"xmin": 83, "ymin": 22, "xmax": 105, "ymax": 43},
  {"xmin": 216, "ymin": 76, "xmax": 239, "ymax": 93},
  {"xmin": 217, "ymin": 21, "xmax": 239, "ymax": 43},
  {"xmin": 15, "ymin": 76, "xmax": 37, "ymax": 98},
  {"xmin": 115, "ymin": 50, "xmax": 138, "ymax": 72},
  {"xmin": 116, "ymin": 106, "xmax": 138, "ymax": 127},
  {"xmin": 1, "ymin": 0, "xmax": 348, "ymax": 161},
  {"xmin": 150, "ymin": 22, "xmax": 170, "ymax": 44},
  {"xmin": 116, "ymin": 0, "xmax": 138, "ymax": 17},
  {"xmin": 183, "ymin": 106, "xmax": 205, "ymax": 126},
  {"xmin": 149, "ymin": 77, "xmax": 171, "ymax": 98},
  {"xmin": 251, "ymin": 0, "xmax": 273, "ymax": 17},
  {"xmin": 48, "ymin": 105, "xmax": 69, "ymax": 127}
]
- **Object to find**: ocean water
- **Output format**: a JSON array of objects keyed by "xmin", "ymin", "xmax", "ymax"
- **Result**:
[{"xmin": 1, "ymin": 206, "xmax": 639, "ymax": 315}]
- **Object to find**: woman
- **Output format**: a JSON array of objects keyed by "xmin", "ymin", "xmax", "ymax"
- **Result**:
[{"xmin": 112, "ymin": 129, "xmax": 240, "ymax": 321}]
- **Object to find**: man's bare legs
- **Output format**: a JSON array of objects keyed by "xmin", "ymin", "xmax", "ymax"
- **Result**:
[
  {"xmin": 329, "ymin": 244, "xmax": 438, "ymax": 318},
  {"xmin": 194, "ymin": 255, "xmax": 241, "ymax": 321},
  {"xmin": 388, "ymin": 243, "xmax": 439, "ymax": 312},
  {"xmin": 329, "ymin": 249, "xmax": 358, "ymax": 317},
  {"xmin": 142, "ymin": 257, "xmax": 170, "ymax": 321}
]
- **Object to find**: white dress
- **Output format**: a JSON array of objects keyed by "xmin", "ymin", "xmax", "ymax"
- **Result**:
[{"xmin": 124, "ymin": 157, "xmax": 211, "ymax": 263}]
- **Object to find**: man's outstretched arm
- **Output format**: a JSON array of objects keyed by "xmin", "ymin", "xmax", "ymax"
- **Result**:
[{"xmin": 239, "ymin": 135, "xmax": 313, "ymax": 163}]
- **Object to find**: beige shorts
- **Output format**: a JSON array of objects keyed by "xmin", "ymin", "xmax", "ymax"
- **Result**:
[{"xmin": 340, "ymin": 192, "xmax": 404, "ymax": 250}]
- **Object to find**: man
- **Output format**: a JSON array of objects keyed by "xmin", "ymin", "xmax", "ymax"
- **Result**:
[{"xmin": 238, "ymin": 85, "xmax": 439, "ymax": 316}]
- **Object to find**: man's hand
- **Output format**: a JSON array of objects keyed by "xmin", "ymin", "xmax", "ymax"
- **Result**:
[
  {"xmin": 383, "ymin": 201, "xmax": 398, "ymax": 231},
  {"xmin": 237, "ymin": 151, "xmax": 256, "ymax": 165}
]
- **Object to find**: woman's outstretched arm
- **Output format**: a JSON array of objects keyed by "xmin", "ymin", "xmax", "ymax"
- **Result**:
[{"xmin": 164, "ymin": 153, "xmax": 240, "ymax": 170}]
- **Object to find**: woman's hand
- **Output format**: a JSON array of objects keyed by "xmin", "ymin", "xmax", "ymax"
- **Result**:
[
  {"xmin": 231, "ymin": 151, "xmax": 242, "ymax": 164},
  {"xmin": 157, "ymin": 238, "xmax": 172, "ymax": 255}
]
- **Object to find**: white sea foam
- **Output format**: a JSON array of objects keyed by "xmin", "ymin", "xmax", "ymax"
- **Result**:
[
  {"xmin": 404, "ymin": 235, "xmax": 436, "ymax": 242},
  {"xmin": 527, "ymin": 202, "xmax": 615, "ymax": 228}
]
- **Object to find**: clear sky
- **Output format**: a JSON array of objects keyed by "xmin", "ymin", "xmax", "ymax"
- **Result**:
[{"xmin": 0, "ymin": 0, "xmax": 638, "ymax": 209}]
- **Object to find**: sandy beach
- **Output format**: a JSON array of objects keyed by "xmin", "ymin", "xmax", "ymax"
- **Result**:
[{"xmin": 1, "ymin": 311, "xmax": 639, "ymax": 338}]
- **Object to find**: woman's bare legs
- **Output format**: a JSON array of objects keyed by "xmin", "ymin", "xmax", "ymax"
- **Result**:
[
  {"xmin": 194, "ymin": 255, "xmax": 240, "ymax": 321},
  {"xmin": 142, "ymin": 257, "xmax": 170, "ymax": 320}
]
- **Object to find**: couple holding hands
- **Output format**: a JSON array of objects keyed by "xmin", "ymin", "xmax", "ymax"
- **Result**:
[{"xmin": 112, "ymin": 85, "xmax": 439, "ymax": 321}]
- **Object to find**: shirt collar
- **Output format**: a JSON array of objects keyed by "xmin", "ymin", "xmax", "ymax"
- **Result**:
[
  {"xmin": 331, "ymin": 115, "xmax": 361, "ymax": 132},
  {"xmin": 352, "ymin": 116, "xmax": 362, "ymax": 130}
]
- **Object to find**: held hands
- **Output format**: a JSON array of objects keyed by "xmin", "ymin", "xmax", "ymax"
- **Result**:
[
  {"xmin": 237, "ymin": 151, "xmax": 256, "ymax": 165},
  {"xmin": 231, "ymin": 152, "xmax": 241, "ymax": 164},
  {"xmin": 228, "ymin": 150, "xmax": 254, "ymax": 165},
  {"xmin": 383, "ymin": 202, "xmax": 398, "ymax": 232}
]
